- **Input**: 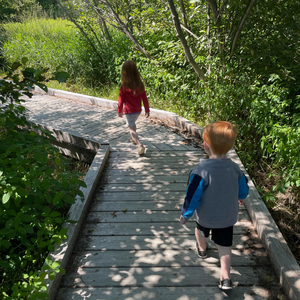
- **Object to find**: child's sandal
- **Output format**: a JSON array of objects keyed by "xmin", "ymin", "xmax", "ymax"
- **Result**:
[{"xmin": 138, "ymin": 145, "xmax": 145, "ymax": 155}]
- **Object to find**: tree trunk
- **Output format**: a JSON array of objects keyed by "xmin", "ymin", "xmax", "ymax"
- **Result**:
[
  {"xmin": 230, "ymin": 0, "xmax": 258, "ymax": 55},
  {"xmin": 167, "ymin": 0, "xmax": 205, "ymax": 81}
]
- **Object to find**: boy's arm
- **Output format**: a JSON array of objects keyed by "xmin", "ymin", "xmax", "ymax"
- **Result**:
[
  {"xmin": 180, "ymin": 174, "xmax": 205, "ymax": 224},
  {"xmin": 238, "ymin": 173, "xmax": 249, "ymax": 204}
]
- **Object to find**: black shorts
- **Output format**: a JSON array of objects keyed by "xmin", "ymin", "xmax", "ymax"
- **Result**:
[{"xmin": 196, "ymin": 222, "xmax": 233, "ymax": 247}]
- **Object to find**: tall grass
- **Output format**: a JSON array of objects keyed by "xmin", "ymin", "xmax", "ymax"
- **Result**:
[
  {"xmin": 3, "ymin": 19, "xmax": 79, "ymax": 73},
  {"xmin": 3, "ymin": 18, "xmax": 131, "ymax": 87}
]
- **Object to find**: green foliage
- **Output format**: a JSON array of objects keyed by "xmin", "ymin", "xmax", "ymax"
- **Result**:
[
  {"xmin": 0, "ymin": 61, "xmax": 85, "ymax": 298},
  {"xmin": 2, "ymin": 18, "xmax": 131, "ymax": 88},
  {"xmin": 2, "ymin": 0, "xmax": 300, "ymax": 210},
  {"xmin": 0, "ymin": 0, "xmax": 43, "ymax": 23}
]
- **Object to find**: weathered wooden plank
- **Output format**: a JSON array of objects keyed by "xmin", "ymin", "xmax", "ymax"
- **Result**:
[
  {"xmin": 60, "ymin": 266, "xmax": 276, "ymax": 288},
  {"xmin": 100, "ymin": 175, "xmax": 190, "ymax": 184},
  {"xmin": 90, "ymin": 200, "xmax": 247, "ymax": 212},
  {"xmin": 94, "ymin": 127, "xmax": 130, "ymax": 141},
  {"xmin": 71, "ymin": 249, "xmax": 267, "ymax": 268},
  {"xmin": 91, "ymin": 200, "xmax": 184, "ymax": 211},
  {"xmin": 106, "ymin": 161, "xmax": 198, "ymax": 170},
  {"xmin": 86, "ymin": 209, "xmax": 250, "ymax": 223},
  {"xmin": 86, "ymin": 121, "xmax": 125, "ymax": 136},
  {"xmin": 56, "ymin": 286, "xmax": 280, "ymax": 300},
  {"xmin": 70, "ymin": 119, "xmax": 103, "ymax": 131},
  {"xmin": 28, "ymin": 109, "xmax": 93, "ymax": 128},
  {"xmin": 101, "ymin": 168, "xmax": 193, "ymax": 177},
  {"xmin": 99, "ymin": 182, "xmax": 188, "ymax": 192},
  {"xmin": 146, "ymin": 126, "xmax": 192, "ymax": 151},
  {"xmin": 94, "ymin": 191, "xmax": 186, "ymax": 201},
  {"xmin": 109, "ymin": 150, "xmax": 205, "ymax": 158},
  {"xmin": 25, "ymin": 96, "xmax": 62, "ymax": 107},
  {"xmin": 106, "ymin": 155, "xmax": 202, "ymax": 164},
  {"xmin": 77, "ymin": 123, "xmax": 103, "ymax": 135},
  {"xmin": 76, "ymin": 233, "xmax": 262, "ymax": 253},
  {"xmin": 82, "ymin": 221, "xmax": 252, "ymax": 237},
  {"xmin": 30, "ymin": 102, "xmax": 76, "ymax": 117},
  {"xmin": 108, "ymin": 137, "xmax": 161, "ymax": 152},
  {"xmin": 93, "ymin": 119, "xmax": 136, "ymax": 138}
]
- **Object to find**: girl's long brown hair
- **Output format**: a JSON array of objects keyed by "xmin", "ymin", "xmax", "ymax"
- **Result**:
[{"xmin": 121, "ymin": 60, "xmax": 145, "ymax": 94}]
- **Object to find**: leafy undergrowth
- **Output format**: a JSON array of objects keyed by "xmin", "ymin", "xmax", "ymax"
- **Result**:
[
  {"xmin": 152, "ymin": 118, "xmax": 300, "ymax": 267},
  {"xmin": 250, "ymin": 166, "xmax": 300, "ymax": 265},
  {"xmin": 64, "ymin": 156, "xmax": 90, "ymax": 180}
]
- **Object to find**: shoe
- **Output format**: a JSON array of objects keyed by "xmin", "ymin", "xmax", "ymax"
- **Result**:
[
  {"xmin": 219, "ymin": 278, "xmax": 233, "ymax": 290},
  {"xmin": 196, "ymin": 242, "xmax": 207, "ymax": 259},
  {"xmin": 138, "ymin": 145, "xmax": 145, "ymax": 155},
  {"xmin": 129, "ymin": 138, "xmax": 137, "ymax": 145}
]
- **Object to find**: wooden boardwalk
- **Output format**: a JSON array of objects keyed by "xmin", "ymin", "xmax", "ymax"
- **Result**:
[{"xmin": 23, "ymin": 93, "xmax": 283, "ymax": 300}]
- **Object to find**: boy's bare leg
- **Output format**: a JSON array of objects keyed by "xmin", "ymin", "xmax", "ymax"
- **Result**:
[
  {"xmin": 195, "ymin": 228, "xmax": 207, "ymax": 251},
  {"xmin": 128, "ymin": 125, "xmax": 141, "ymax": 146},
  {"xmin": 217, "ymin": 245, "xmax": 232, "ymax": 280}
]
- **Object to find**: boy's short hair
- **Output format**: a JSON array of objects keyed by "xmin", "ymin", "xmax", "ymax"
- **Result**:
[{"xmin": 203, "ymin": 121, "xmax": 238, "ymax": 155}]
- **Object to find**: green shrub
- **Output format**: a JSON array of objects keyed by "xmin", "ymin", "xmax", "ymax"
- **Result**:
[{"xmin": 0, "ymin": 61, "xmax": 85, "ymax": 299}]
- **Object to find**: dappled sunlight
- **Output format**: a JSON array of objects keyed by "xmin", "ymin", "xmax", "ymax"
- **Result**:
[
  {"xmin": 143, "ymin": 274, "xmax": 162, "ymax": 287},
  {"xmin": 23, "ymin": 87, "xmax": 284, "ymax": 300},
  {"xmin": 119, "ymin": 270, "xmax": 138, "ymax": 286}
]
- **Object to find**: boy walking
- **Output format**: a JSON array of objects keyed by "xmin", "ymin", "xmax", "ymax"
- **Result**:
[{"xmin": 180, "ymin": 121, "xmax": 249, "ymax": 290}]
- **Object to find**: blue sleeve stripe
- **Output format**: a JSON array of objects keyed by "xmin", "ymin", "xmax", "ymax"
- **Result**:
[
  {"xmin": 239, "ymin": 174, "xmax": 249, "ymax": 199},
  {"xmin": 182, "ymin": 174, "xmax": 205, "ymax": 218}
]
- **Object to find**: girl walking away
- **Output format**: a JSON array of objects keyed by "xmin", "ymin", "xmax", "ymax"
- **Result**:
[{"xmin": 118, "ymin": 60, "xmax": 150, "ymax": 155}]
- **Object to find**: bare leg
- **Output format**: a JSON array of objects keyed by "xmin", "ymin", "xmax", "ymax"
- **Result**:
[
  {"xmin": 217, "ymin": 245, "xmax": 232, "ymax": 280},
  {"xmin": 195, "ymin": 227, "xmax": 207, "ymax": 251},
  {"xmin": 128, "ymin": 125, "xmax": 141, "ymax": 146}
]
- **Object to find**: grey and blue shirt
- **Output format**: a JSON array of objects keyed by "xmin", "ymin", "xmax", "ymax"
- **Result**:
[{"xmin": 181, "ymin": 158, "xmax": 249, "ymax": 228}]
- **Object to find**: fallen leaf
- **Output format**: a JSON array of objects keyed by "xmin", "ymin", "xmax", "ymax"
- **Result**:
[
  {"xmin": 110, "ymin": 211, "xmax": 117, "ymax": 218},
  {"xmin": 263, "ymin": 275, "xmax": 273, "ymax": 283},
  {"xmin": 123, "ymin": 208, "xmax": 127, "ymax": 213}
]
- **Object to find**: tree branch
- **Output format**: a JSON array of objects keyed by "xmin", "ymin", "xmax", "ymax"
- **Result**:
[
  {"xmin": 178, "ymin": 0, "xmax": 188, "ymax": 28},
  {"xmin": 55, "ymin": 0, "xmax": 104, "ymax": 61},
  {"xmin": 206, "ymin": 0, "xmax": 220, "ymax": 26},
  {"xmin": 92, "ymin": 0, "xmax": 112, "ymax": 41},
  {"xmin": 180, "ymin": 24, "xmax": 199, "ymax": 40},
  {"xmin": 102, "ymin": 0, "xmax": 152, "ymax": 59},
  {"xmin": 167, "ymin": 0, "xmax": 205, "ymax": 81},
  {"xmin": 230, "ymin": 0, "xmax": 258, "ymax": 55}
]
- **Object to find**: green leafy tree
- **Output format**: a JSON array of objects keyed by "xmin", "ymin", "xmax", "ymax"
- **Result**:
[{"xmin": 0, "ymin": 60, "xmax": 86, "ymax": 299}]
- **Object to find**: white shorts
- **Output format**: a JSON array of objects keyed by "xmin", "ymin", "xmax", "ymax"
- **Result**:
[{"xmin": 125, "ymin": 112, "xmax": 141, "ymax": 127}]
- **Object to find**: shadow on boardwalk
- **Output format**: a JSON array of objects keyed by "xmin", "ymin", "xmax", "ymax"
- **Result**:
[{"xmin": 24, "ymin": 93, "xmax": 285, "ymax": 300}]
